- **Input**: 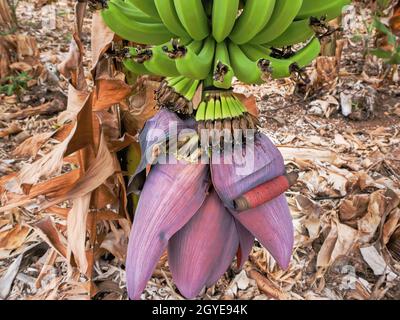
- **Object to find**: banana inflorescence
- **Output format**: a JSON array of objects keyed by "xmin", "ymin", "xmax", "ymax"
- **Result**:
[
  {"xmin": 101, "ymin": 0, "xmax": 352, "ymax": 301},
  {"xmin": 102, "ymin": 0, "xmax": 350, "ymax": 140},
  {"xmin": 196, "ymin": 91, "xmax": 259, "ymax": 145}
]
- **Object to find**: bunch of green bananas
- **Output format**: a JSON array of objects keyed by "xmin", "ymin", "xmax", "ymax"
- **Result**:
[
  {"xmin": 102, "ymin": 0, "xmax": 350, "ymax": 135},
  {"xmin": 195, "ymin": 91, "xmax": 259, "ymax": 143},
  {"xmin": 155, "ymin": 76, "xmax": 200, "ymax": 114}
]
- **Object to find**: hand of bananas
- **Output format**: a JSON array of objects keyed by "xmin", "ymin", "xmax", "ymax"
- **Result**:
[{"xmin": 102, "ymin": 0, "xmax": 349, "ymax": 136}]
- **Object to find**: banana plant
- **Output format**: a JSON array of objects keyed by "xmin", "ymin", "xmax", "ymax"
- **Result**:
[{"xmin": 100, "ymin": 0, "xmax": 351, "ymax": 299}]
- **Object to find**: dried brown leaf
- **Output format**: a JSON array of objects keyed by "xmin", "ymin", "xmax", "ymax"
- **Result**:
[
  {"xmin": 122, "ymin": 79, "xmax": 159, "ymax": 132},
  {"xmin": 93, "ymin": 78, "xmax": 132, "ymax": 111},
  {"xmin": 0, "ymin": 254, "xmax": 23, "ymax": 299},
  {"xmin": 3, "ymin": 88, "xmax": 92, "ymax": 196},
  {"xmin": 358, "ymin": 191, "xmax": 387, "ymax": 243},
  {"xmin": 278, "ymin": 146, "xmax": 339, "ymax": 164},
  {"xmin": 383, "ymin": 208, "xmax": 400, "ymax": 245},
  {"xmin": 108, "ymin": 133, "xmax": 136, "ymax": 153},
  {"xmin": 317, "ymin": 219, "xmax": 358, "ymax": 268},
  {"xmin": 0, "ymin": 224, "xmax": 30, "ymax": 250},
  {"xmin": 248, "ymin": 269, "xmax": 290, "ymax": 300},
  {"xmin": 91, "ymin": 11, "xmax": 114, "ymax": 70},
  {"xmin": 57, "ymin": 2, "xmax": 87, "ymax": 90},
  {"xmin": 0, "ymin": 0, "xmax": 15, "ymax": 30},
  {"xmin": 100, "ymin": 226, "xmax": 128, "ymax": 262},
  {"xmin": 12, "ymin": 132, "xmax": 54, "ymax": 158},
  {"xmin": 39, "ymin": 133, "xmax": 115, "ymax": 210},
  {"xmin": 58, "ymin": 85, "xmax": 91, "ymax": 125},
  {"xmin": 234, "ymin": 93, "xmax": 259, "ymax": 117},
  {"xmin": 0, "ymin": 123, "xmax": 21, "ymax": 138},
  {"xmin": 0, "ymin": 100, "xmax": 66, "ymax": 122},
  {"xmin": 339, "ymin": 194, "xmax": 370, "ymax": 226},
  {"xmin": 0, "ymin": 37, "xmax": 11, "ymax": 78},
  {"xmin": 33, "ymin": 217, "xmax": 67, "ymax": 259},
  {"xmin": 5, "ymin": 131, "xmax": 77, "ymax": 194},
  {"xmin": 67, "ymin": 193, "xmax": 91, "ymax": 274},
  {"xmin": 0, "ymin": 170, "xmax": 80, "ymax": 213},
  {"xmin": 360, "ymin": 246, "xmax": 397, "ymax": 281}
]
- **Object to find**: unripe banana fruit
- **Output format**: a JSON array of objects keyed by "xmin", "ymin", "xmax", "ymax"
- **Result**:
[
  {"xmin": 196, "ymin": 91, "xmax": 260, "ymax": 146},
  {"xmin": 102, "ymin": 0, "xmax": 349, "ymax": 123},
  {"xmin": 174, "ymin": 0, "xmax": 210, "ymax": 41},
  {"xmin": 156, "ymin": 76, "xmax": 201, "ymax": 114},
  {"xmin": 212, "ymin": 0, "xmax": 240, "ymax": 43},
  {"xmin": 250, "ymin": 0, "xmax": 304, "ymax": 45},
  {"xmin": 229, "ymin": 0, "xmax": 276, "ymax": 45}
]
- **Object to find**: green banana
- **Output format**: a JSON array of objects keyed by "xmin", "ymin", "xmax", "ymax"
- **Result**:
[
  {"xmin": 166, "ymin": 76, "xmax": 186, "ymax": 87},
  {"xmin": 230, "ymin": 0, "xmax": 276, "ymax": 45},
  {"xmin": 101, "ymin": 2, "xmax": 173, "ymax": 45},
  {"xmin": 139, "ymin": 45, "xmax": 180, "ymax": 77},
  {"xmin": 174, "ymin": 0, "xmax": 210, "ymax": 40},
  {"xmin": 239, "ymin": 44, "xmax": 272, "ymax": 60},
  {"xmin": 109, "ymin": 0, "xmax": 160, "ymax": 23},
  {"xmin": 213, "ymin": 41, "xmax": 234, "ymax": 89},
  {"xmin": 203, "ymin": 72, "xmax": 215, "ymax": 88},
  {"xmin": 226, "ymin": 96, "xmax": 242, "ymax": 118},
  {"xmin": 228, "ymin": 41, "xmax": 264, "ymax": 84},
  {"xmin": 126, "ymin": 0, "xmax": 160, "ymax": 18},
  {"xmin": 180, "ymin": 79, "xmax": 197, "ymax": 99},
  {"xmin": 164, "ymin": 40, "xmax": 204, "ymax": 67},
  {"xmin": 239, "ymin": 44, "xmax": 292, "ymax": 79},
  {"xmin": 232, "ymin": 95, "xmax": 247, "ymax": 113},
  {"xmin": 289, "ymin": 37, "xmax": 321, "ymax": 69},
  {"xmin": 296, "ymin": 0, "xmax": 351, "ymax": 21},
  {"xmin": 250, "ymin": 0, "xmax": 304, "ymax": 45},
  {"xmin": 214, "ymin": 98, "xmax": 223, "ymax": 120},
  {"xmin": 103, "ymin": 0, "xmax": 333, "ymax": 120},
  {"xmin": 123, "ymin": 58, "xmax": 154, "ymax": 75},
  {"xmin": 205, "ymin": 97, "xmax": 215, "ymax": 121},
  {"xmin": 212, "ymin": 0, "xmax": 240, "ymax": 43},
  {"xmin": 220, "ymin": 96, "xmax": 232, "ymax": 119},
  {"xmin": 184, "ymin": 80, "xmax": 201, "ymax": 100},
  {"xmin": 185, "ymin": 40, "xmax": 204, "ymax": 55},
  {"xmin": 196, "ymin": 101, "xmax": 207, "ymax": 121},
  {"xmin": 265, "ymin": 19, "xmax": 314, "ymax": 48},
  {"xmin": 176, "ymin": 37, "xmax": 216, "ymax": 80},
  {"xmin": 172, "ymin": 77, "xmax": 193, "ymax": 95},
  {"xmin": 154, "ymin": 0, "xmax": 190, "ymax": 39},
  {"xmin": 231, "ymin": 95, "xmax": 245, "ymax": 117}
]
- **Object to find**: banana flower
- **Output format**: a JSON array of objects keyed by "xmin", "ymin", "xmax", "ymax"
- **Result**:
[{"xmin": 126, "ymin": 109, "xmax": 294, "ymax": 299}]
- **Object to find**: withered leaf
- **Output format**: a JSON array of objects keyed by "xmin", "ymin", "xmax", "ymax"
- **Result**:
[
  {"xmin": 0, "ymin": 224, "xmax": 31, "ymax": 251},
  {"xmin": 12, "ymin": 132, "xmax": 54, "ymax": 158},
  {"xmin": 33, "ymin": 217, "xmax": 67, "ymax": 259},
  {"xmin": 339, "ymin": 194, "xmax": 370, "ymax": 226},
  {"xmin": 90, "ymin": 11, "xmax": 114, "ymax": 71},
  {"xmin": 67, "ymin": 193, "xmax": 91, "ymax": 274},
  {"xmin": 317, "ymin": 219, "xmax": 358, "ymax": 268}
]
